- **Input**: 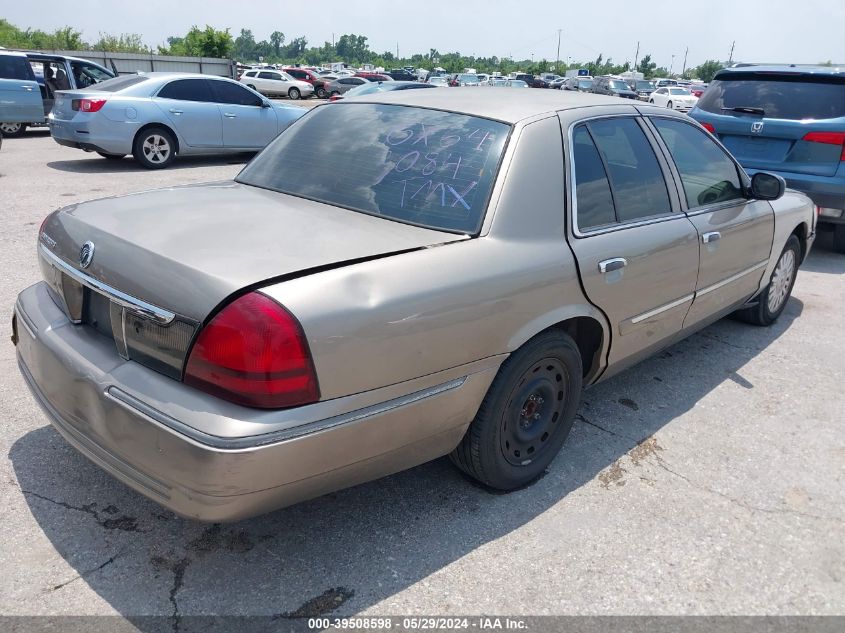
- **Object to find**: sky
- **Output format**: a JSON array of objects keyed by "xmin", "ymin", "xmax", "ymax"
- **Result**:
[{"xmin": 4, "ymin": 0, "xmax": 844, "ymax": 69}]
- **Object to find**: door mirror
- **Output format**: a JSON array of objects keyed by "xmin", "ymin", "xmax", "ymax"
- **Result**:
[{"xmin": 750, "ymin": 172, "xmax": 785, "ymax": 201}]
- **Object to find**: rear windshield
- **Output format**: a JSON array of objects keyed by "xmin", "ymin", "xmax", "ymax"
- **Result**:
[
  {"xmin": 88, "ymin": 75, "xmax": 149, "ymax": 92},
  {"xmin": 697, "ymin": 75, "xmax": 845, "ymax": 120},
  {"xmin": 237, "ymin": 103, "xmax": 510, "ymax": 234}
]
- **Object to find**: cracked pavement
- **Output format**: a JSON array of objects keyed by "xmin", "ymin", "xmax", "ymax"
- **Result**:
[{"xmin": 1, "ymin": 133, "xmax": 843, "ymax": 620}]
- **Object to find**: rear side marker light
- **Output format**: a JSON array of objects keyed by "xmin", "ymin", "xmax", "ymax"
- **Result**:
[
  {"xmin": 184, "ymin": 292, "xmax": 319, "ymax": 409},
  {"xmin": 71, "ymin": 98, "xmax": 107, "ymax": 112},
  {"xmin": 802, "ymin": 132, "xmax": 845, "ymax": 161}
]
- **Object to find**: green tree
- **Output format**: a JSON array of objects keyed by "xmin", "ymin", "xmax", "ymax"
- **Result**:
[
  {"xmin": 692, "ymin": 59, "xmax": 724, "ymax": 82},
  {"xmin": 233, "ymin": 28, "xmax": 256, "ymax": 61},
  {"xmin": 270, "ymin": 31, "xmax": 285, "ymax": 57},
  {"xmin": 93, "ymin": 32, "xmax": 149, "ymax": 53},
  {"xmin": 636, "ymin": 54, "xmax": 657, "ymax": 79}
]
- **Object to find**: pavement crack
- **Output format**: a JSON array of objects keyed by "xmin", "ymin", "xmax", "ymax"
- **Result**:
[
  {"xmin": 168, "ymin": 557, "xmax": 190, "ymax": 633},
  {"xmin": 654, "ymin": 459, "xmax": 845, "ymax": 525},
  {"xmin": 575, "ymin": 414, "xmax": 639, "ymax": 443},
  {"xmin": 20, "ymin": 489, "xmax": 144, "ymax": 533},
  {"xmin": 49, "ymin": 547, "xmax": 128, "ymax": 592}
]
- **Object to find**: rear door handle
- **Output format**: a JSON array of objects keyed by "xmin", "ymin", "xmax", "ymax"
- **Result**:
[
  {"xmin": 21, "ymin": 85, "xmax": 34, "ymax": 91},
  {"xmin": 702, "ymin": 231, "xmax": 721, "ymax": 244},
  {"xmin": 169, "ymin": 109, "xmax": 183, "ymax": 115},
  {"xmin": 598, "ymin": 258, "xmax": 628, "ymax": 273},
  {"xmin": 223, "ymin": 112, "xmax": 237, "ymax": 118}
]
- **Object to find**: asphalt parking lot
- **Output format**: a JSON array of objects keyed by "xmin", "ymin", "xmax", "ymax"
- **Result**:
[{"xmin": 0, "ymin": 128, "xmax": 843, "ymax": 623}]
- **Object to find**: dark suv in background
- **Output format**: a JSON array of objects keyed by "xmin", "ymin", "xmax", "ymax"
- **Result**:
[
  {"xmin": 591, "ymin": 76, "xmax": 639, "ymax": 100},
  {"xmin": 690, "ymin": 65, "xmax": 845, "ymax": 252}
]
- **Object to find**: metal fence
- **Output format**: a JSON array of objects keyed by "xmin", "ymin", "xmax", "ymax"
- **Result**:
[{"xmin": 27, "ymin": 49, "xmax": 236, "ymax": 78}]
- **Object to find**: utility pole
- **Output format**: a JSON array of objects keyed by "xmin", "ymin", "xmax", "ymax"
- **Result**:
[
  {"xmin": 332, "ymin": 33, "xmax": 335, "ymax": 47},
  {"xmin": 670, "ymin": 54, "xmax": 675, "ymax": 76},
  {"xmin": 556, "ymin": 29, "xmax": 562, "ymax": 70},
  {"xmin": 633, "ymin": 41, "xmax": 640, "ymax": 72},
  {"xmin": 728, "ymin": 40, "xmax": 735, "ymax": 64},
  {"xmin": 396, "ymin": 42, "xmax": 399, "ymax": 60},
  {"xmin": 681, "ymin": 47, "xmax": 688, "ymax": 77}
]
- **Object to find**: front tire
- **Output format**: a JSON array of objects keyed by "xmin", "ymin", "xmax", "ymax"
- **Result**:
[
  {"xmin": 133, "ymin": 127, "xmax": 175, "ymax": 169},
  {"xmin": 450, "ymin": 330, "xmax": 583, "ymax": 490},
  {"xmin": 316, "ymin": 87, "xmax": 328, "ymax": 99},
  {"xmin": 735, "ymin": 235, "xmax": 800, "ymax": 326},
  {"xmin": 0, "ymin": 122, "xmax": 26, "ymax": 137},
  {"xmin": 288, "ymin": 87, "xmax": 301, "ymax": 100}
]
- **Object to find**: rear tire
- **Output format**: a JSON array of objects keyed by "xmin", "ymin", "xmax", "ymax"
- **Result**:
[
  {"xmin": 133, "ymin": 127, "xmax": 175, "ymax": 169},
  {"xmin": 450, "ymin": 330, "xmax": 583, "ymax": 490},
  {"xmin": 247, "ymin": 84, "xmax": 257, "ymax": 90},
  {"xmin": 734, "ymin": 235, "xmax": 800, "ymax": 326},
  {"xmin": 316, "ymin": 87, "xmax": 328, "ymax": 99},
  {"xmin": 832, "ymin": 224, "xmax": 845, "ymax": 254},
  {"xmin": 0, "ymin": 122, "xmax": 26, "ymax": 137},
  {"xmin": 288, "ymin": 87, "xmax": 301, "ymax": 100},
  {"xmin": 96, "ymin": 152, "xmax": 124, "ymax": 160}
]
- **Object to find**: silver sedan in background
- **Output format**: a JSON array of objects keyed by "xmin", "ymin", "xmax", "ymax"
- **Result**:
[{"xmin": 48, "ymin": 73, "xmax": 305, "ymax": 168}]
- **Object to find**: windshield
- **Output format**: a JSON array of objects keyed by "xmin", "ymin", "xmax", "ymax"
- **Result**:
[
  {"xmin": 458, "ymin": 74, "xmax": 479, "ymax": 83},
  {"xmin": 508, "ymin": 80, "xmax": 528, "ymax": 87},
  {"xmin": 430, "ymin": 77, "xmax": 447, "ymax": 84},
  {"xmin": 237, "ymin": 103, "xmax": 510, "ymax": 234},
  {"xmin": 696, "ymin": 76, "xmax": 845, "ymax": 120},
  {"xmin": 609, "ymin": 80, "xmax": 629, "ymax": 90},
  {"xmin": 636, "ymin": 81, "xmax": 654, "ymax": 90},
  {"xmin": 669, "ymin": 88, "xmax": 691, "ymax": 95},
  {"xmin": 578, "ymin": 79, "xmax": 593, "ymax": 89}
]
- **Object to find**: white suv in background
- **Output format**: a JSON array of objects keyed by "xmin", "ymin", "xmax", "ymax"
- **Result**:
[{"xmin": 239, "ymin": 69, "xmax": 314, "ymax": 100}]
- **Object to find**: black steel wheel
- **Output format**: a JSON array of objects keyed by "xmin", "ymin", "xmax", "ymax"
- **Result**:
[{"xmin": 450, "ymin": 330, "xmax": 583, "ymax": 490}]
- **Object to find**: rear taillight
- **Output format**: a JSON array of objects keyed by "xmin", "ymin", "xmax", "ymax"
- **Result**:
[
  {"xmin": 701, "ymin": 122, "xmax": 716, "ymax": 134},
  {"xmin": 184, "ymin": 292, "xmax": 319, "ymax": 409},
  {"xmin": 802, "ymin": 131, "xmax": 845, "ymax": 161},
  {"xmin": 71, "ymin": 98, "xmax": 107, "ymax": 113}
]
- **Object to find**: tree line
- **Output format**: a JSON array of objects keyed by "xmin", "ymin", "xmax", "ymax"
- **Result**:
[{"xmin": 1, "ymin": 18, "xmax": 732, "ymax": 82}]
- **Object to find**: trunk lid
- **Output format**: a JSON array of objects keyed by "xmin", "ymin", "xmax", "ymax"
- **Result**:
[{"xmin": 40, "ymin": 181, "xmax": 466, "ymax": 323}]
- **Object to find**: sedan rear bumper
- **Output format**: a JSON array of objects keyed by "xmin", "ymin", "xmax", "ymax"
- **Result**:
[
  {"xmin": 49, "ymin": 117, "xmax": 135, "ymax": 156},
  {"xmin": 14, "ymin": 282, "xmax": 499, "ymax": 522}
]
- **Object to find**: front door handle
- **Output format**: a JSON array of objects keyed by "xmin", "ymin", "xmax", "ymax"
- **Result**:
[
  {"xmin": 21, "ymin": 85, "xmax": 34, "ymax": 91},
  {"xmin": 223, "ymin": 112, "xmax": 237, "ymax": 118},
  {"xmin": 169, "ymin": 108, "xmax": 183, "ymax": 115},
  {"xmin": 598, "ymin": 257, "xmax": 628, "ymax": 273},
  {"xmin": 702, "ymin": 231, "xmax": 721, "ymax": 244}
]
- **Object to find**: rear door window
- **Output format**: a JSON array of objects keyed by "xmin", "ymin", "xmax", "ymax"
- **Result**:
[
  {"xmin": 697, "ymin": 75, "xmax": 845, "ymax": 120},
  {"xmin": 572, "ymin": 126, "xmax": 616, "ymax": 230},
  {"xmin": 585, "ymin": 118, "xmax": 672, "ymax": 223},
  {"xmin": 158, "ymin": 79, "xmax": 214, "ymax": 102},
  {"xmin": 0, "ymin": 55, "xmax": 36, "ymax": 81},
  {"xmin": 210, "ymin": 80, "xmax": 263, "ymax": 106},
  {"xmin": 651, "ymin": 117, "xmax": 744, "ymax": 209},
  {"xmin": 237, "ymin": 103, "xmax": 510, "ymax": 234}
]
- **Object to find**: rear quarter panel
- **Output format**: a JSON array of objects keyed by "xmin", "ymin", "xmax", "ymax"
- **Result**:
[{"xmin": 261, "ymin": 116, "xmax": 609, "ymax": 401}]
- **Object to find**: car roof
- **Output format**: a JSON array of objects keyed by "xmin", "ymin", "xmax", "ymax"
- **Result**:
[
  {"xmin": 347, "ymin": 89, "xmax": 626, "ymax": 123},
  {"xmin": 716, "ymin": 64, "xmax": 845, "ymax": 79}
]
